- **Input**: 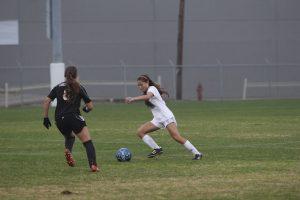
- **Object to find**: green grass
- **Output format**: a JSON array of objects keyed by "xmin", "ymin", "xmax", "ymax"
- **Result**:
[{"xmin": 0, "ymin": 100, "xmax": 299, "ymax": 200}]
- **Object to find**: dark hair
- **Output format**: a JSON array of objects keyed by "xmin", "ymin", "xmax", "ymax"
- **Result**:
[
  {"xmin": 137, "ymin": 74, "xmax": 169, "ymax": 108},
  {"xmin": 64, "ymin": 66, "xmax": 80, "ymax": 102}
]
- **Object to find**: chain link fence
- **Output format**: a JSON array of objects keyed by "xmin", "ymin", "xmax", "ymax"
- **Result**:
[{"xmin": 1, "ymin": 63, "xmax": 300, "ymax": 107}]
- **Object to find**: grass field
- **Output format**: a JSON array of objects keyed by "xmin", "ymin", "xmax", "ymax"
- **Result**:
[{"xmin": 0, "ymin": 100, "xmax": 299, "ymax": 200}]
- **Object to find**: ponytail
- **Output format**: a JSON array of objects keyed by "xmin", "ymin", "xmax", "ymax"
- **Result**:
[
  {"xmin": 137, "ymin": 74, "xmax": 169, "ymax": 107},
  {"xmin": 64, "ymin": 66, "xmax": 80, "ymax": 102}
]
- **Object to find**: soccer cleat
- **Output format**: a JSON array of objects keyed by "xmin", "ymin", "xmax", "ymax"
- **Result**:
[
  {"xmin": 64, "ymin": 149, "xmax": 75, "ymax": 167},
  {"xmin": 147, "ymin": 147, "xmax": 163, "ymax": 158},
  {"xmin": 90, "ymin": 164, "xmax": 100, "ymax": 172},
  {"xmin": 193, "ymin": 153, "xmax": 203, "ymax": 160}
]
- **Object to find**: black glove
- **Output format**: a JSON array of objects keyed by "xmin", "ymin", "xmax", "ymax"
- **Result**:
[
  {"xmin": 43, "ymin": 117, "xmax": 51, "ymax": 129},
  {"xmin": 82, "ymin": 106, "xmax": 90, "ymax": 113}
]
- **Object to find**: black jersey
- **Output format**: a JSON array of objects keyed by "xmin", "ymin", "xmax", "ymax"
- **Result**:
[{"xmin": 47, "ymin": 82, "xmax": 91, "ymax": 120}]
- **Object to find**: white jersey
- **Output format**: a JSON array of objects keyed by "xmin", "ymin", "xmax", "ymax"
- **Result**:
[{"xmin": 147, "ymin": 86, "xmax": 174, "ymax": 121}]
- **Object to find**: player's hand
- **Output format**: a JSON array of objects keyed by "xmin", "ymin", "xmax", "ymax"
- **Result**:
[
  {"xmin": 43, "ymin": 117, "xmax": 51, "ymax": 129},
  {"xmin": 125, "ymin": 97, "xmax": 134, "ymax": 104},
  {"xmin": 82, "ymin": 106, "xmax": 90, "ymax": 113}
]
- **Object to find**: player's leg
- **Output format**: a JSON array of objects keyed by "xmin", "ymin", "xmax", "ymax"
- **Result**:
[
  {"xmin": 55, "ymin": 118, "xmax": 76, "ymax": 166},
  {"xmin": 165, "ymin": 122, "xmax": 186, "ymax": 144},
  {"xmin": 75, "ymin": 126, "xmax": 91, "ymax": 142},
  {"xmin": 64, "ymin": 132, "xmax": 75, "ymax": 152},
  {"xmin": 137, "ymin": 121, "xmax": 160, "ymax": 139},
  {"xmin": 63, "ymin": 133, "xmax": 76, "ymax": 167},
  {"xmin": 72, "ymin": 114, "xmax": 99, "ymax": 172},
  {"xmin": 137, "ymin": 121, "xmax": 163, "ymax": 158},
  {"xmin": 76, "ymin": 126, "xmax": 99, "ymax": 171},
  {"xmin": 166, "ymin": 123, "xmax": 202, "ymax": 160}
]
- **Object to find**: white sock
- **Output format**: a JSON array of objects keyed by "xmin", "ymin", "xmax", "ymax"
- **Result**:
[
  {"xmin": 142, "ymin": 135, "xmax": 160, "ymax": 149},
  {"xmin": 183, "ymin": 140, "xmax": 201, "ymax": 155}
]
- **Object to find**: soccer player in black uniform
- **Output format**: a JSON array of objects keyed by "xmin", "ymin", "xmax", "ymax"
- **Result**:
[{"xmin": 42, "ymin": 66, "xmax": 99, "ymax": 172}]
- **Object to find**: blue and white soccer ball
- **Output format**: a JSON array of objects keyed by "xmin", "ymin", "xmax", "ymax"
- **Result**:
[{"xmin": 116, "ymin": 148, "xmax": 132, "ymax": 162}]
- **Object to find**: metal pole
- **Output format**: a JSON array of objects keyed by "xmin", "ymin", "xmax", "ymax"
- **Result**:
[
  {"xmin": 242, "ymin": 78, "xmax": 247, "ymax": 100},
  {"xmin": 49, "ymin": 0, "xmax": 65, "ymax": 107},
  {"xmin": 169, "ymin": 59, "xmax": 177, "ymax": 99},
  {"xmin": 217, "ymin": 59, "xmax": 224, "ymax": 101},
  {"xmin": 157, "ymin": 75, "xmax": 162, "ymax": 85},
  {"xmin": 152, "ymin": 0, "xmax": 157, "ymax": 67},
  {"xmin": 17, "ymin": 61, "xmax": 24, "ymax": 106},
  {"xmin": 275, "ymin": 0, "xmax": 279, "ymax": 99},
  {"xmin": 176, "ymin": 0, "xmax": 185, "ymax": 100},
  {"xmin": 51, "ymin": 0, "xmax": 63, "ymax": 62},
  {"xmin": 46, "ymin": 0, "xmax": 52, "ymax": 39},
  {"xmin": 5, "ymin": 83, "xmax": 8, "ymax": 108},
  {"xmin": 264, "ymin": 58, "xmax": 272, "ymax": 98},
  {"xmin": 120, "ymin": 60, "xmax": 127, "ymax": 97}
]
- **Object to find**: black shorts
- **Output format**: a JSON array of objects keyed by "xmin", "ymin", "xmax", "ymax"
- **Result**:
[{"xmin": 55, "ymin": 114, "xmax": 87, "ymax": 137}]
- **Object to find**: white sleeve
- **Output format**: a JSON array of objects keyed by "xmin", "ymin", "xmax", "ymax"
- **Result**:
[{"xmin": 147, "ymin": 86, "xmax": 159, "ymax": 97}]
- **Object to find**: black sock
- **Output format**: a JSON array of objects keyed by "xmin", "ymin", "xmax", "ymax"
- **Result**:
[
  {"xmin": 83, "ymin": 140, "xmax": 97, "ymax": 167},
  {"xmin": 65, "ymin": 136, "xmax": 75, "ymax": 152}
]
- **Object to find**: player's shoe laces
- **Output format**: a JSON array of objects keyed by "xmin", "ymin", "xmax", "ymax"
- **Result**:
[
  {"xmin": 64, "ymin": 149, "xmax": 75, "ymax": 167},
  {"xmin": 193, "ymin": 153, "xmax": 203, "ymax": 160},
  {"xmin": 147, "ymin": 147, "xmax": 163, "ymax": 158},
  {"xmin": 90, "ymin": 164, "xmax": 100, "ymax": 172}
]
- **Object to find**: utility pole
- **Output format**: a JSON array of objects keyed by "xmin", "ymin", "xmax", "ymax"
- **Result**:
[{"xmin": 176, "ymin": 0, "xmax": 185, "ymax": 100}]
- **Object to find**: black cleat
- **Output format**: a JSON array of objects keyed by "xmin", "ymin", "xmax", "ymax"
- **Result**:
[
  {"xmin": 193, "ymin": 153, "xmax": 203, "ymax": 160},
  {"xmin": 147, "ymin": 148, "xmax": 163, "ymax": 158}
]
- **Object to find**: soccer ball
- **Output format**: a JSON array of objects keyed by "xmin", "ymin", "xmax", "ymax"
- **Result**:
[{"xmin": 116, "ymin": 148, "xmax": 132, "ymax": 162}]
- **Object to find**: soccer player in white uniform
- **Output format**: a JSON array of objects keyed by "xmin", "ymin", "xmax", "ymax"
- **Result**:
[{"xmin": 125, "ymin": 75, "xmax": 202, "ymax": 160}]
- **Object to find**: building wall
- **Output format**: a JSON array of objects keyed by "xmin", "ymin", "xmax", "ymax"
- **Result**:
[
  {"xmin": 0, "ymin": 0, "xmax": 300, "ymax": 100},
  {"xmin": 1, "ymin": 0, "xmax": 299, "ymax": 66}
]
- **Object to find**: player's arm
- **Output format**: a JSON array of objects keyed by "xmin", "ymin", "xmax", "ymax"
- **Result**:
[
  {"xmin": 43, "ymin": 97, "xmax": 52, "ymax": 129},
  {"xmin": 125, "ymin": 92, "xmax": 154, "ymax": 104},
  {"xmin": 80, "ymin": 85, "xmax": 93, "ymax": 113},
  {"xmin": 43, "ymin": 97, "xmax": 51, "ymax": 117}
]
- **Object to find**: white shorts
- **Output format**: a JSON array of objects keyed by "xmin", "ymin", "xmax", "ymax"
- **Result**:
[{"xmin": 150, "ymin": 117, "xmax": 177, "ymax": 129}]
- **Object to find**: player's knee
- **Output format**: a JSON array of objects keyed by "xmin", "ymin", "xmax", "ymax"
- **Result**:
[
  {"xmin": 137, "ymin": 128, "xmax": 145, "ymax": 138},
  {"xmin": 77, "ymin": 130, "xmax": 91, "ymax": 143}
]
